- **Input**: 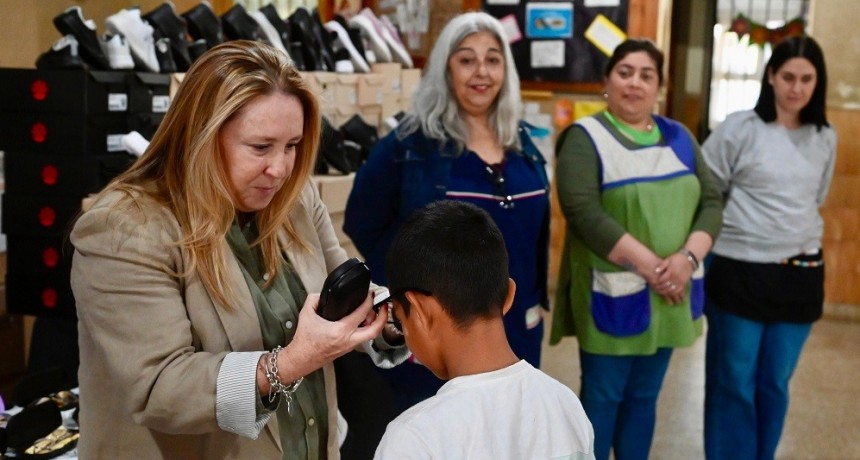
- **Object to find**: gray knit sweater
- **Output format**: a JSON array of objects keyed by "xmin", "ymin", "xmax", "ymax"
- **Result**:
[{"xmin": 702, "ymin": 110, "xmax": 837, "ymax": 263}]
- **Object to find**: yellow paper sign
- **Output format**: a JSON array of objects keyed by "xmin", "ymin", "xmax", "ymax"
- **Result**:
[{"xmin": 584, "ymin": 14, "xmax": 627, "ymax": 57}]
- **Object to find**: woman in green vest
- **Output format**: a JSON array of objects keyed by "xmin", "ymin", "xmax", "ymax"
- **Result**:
[{"xmin": 552, "ymin": 38, "xmax": 723, "ymax": 460}]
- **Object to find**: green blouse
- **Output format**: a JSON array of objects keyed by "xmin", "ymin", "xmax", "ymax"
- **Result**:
[{"xmin": 226, "ymin": 220, "xmax": 330, "ymax": 460}]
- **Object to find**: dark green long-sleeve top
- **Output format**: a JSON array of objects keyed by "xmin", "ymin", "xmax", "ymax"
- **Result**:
[{"xmin": 551, "ymin": 112, "xmax": 723, "ymax": 353}]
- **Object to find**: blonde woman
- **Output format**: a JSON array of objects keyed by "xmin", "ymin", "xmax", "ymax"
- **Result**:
[{"xmin": 70, "ymin": 40, "xmax": 405, "ymax": 459}]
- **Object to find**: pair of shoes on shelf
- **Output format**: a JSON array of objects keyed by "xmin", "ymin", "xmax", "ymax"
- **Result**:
[
  {"xmin": 318, "ymin": 116, "xmax": 364, "ymax": 174},
  {"xmin": 52, "ymin": 6, "xmax": 110, "ymax": 70},
  {"xmin": 105, "ymin": 7, "xmax": 160, "ymax": 72},
  {"xmin": 221, "ymin": 3, "xmax": 262, "ymax": 42},
  {"xmin": 324, "ymin": 20, "xmax": 370, "ymax": 73},
  {"xmin": 340, "ymin": 113, "xmax": 379, "ymax": 163},
  {"xmin": 317, "ymin": 113, "xmax": 387, "ymax": 174},
  {"xmin": 289, "ymin": 7, "xmax": 337, "ymax": 72},
  {"xmin": 182, "ymin": 0, "xmax": 223, "ymax": 51},
  {"xmin": 144, "ymin": 1, "xmax": 192, "ymax": 71},
  {"xmin": 35, "ymin": 35, "xmax": 85, "ymax": 70},
  {"xmin": 349, "ymin": 8, "xmax": 412, "ymax": 68},
  {"xmin": 99, "ymin": 34, "xmax": 135, "ymax": 70},
  {"xmin": 253, "ymin": 3, "xmax": 302, "ymax": 65}
]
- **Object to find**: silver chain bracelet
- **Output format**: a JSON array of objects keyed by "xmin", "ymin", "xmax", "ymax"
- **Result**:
[{"xmin": 265, "ymin": 345, "xmax": 304, "ymax": 414}]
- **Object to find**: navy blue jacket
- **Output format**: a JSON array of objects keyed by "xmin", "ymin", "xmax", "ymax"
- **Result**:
[{"xmin": 343, "ymin": 121, "xmax": 551, "ymax": 309}]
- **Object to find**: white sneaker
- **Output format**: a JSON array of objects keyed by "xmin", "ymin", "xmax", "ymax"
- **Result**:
[
  {"xmin": 349, "ymin": 14, "xmax": 392, "ymax": 63},
  {"xmin": 324, "ymin": 20, "xmax": 370, "ymax": 73},
  {"xmin": 377, "ymin": 13, "xmax": 413, "ymax": 68},
  {"xmin": 100, "ymin": 33, "xmax": 135, "ymax": 69},
  {"xmin": 105, "ymin": 7, "xmax": 159, "ymax": 72}
]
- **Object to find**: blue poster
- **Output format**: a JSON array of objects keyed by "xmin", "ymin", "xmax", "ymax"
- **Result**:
[{"xmin": 525, "ymin": 3, "xmax": 574, "ymax": 39}]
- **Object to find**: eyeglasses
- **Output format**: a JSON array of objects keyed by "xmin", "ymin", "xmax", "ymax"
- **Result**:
[
  {"xmin": 387, "ymin": 287, "xmax": 433, "ymax": 333},
  {"xmin": 485, "ymin": 165, "xmax": 515, "ymax": 210}
]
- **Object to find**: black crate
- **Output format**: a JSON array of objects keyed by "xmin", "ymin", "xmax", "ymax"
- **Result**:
[
  {"xmin": 128, "ymin": 72, "xmax": 171, "ymax": 114},
  {"xmin": 6, "ymin": 236, "xmax": 74, "ymax": 275},
  {"xmin": 0, "ymin": 111, "xmax": 163, "ymax": 155},
  {"xmin": 4, "ymin": 151, "xmax": 137, "ymax": 196},
  {"xmin": 5, "ymin": 272, "xmax": 76, "ymax": 319},
  {"xmin": 0, "ymin": 68, "xmax": 132, "ymax": 114},
  {"xmin": 1, "ymin": 194, "xmax": 81, "ymax": 237}
]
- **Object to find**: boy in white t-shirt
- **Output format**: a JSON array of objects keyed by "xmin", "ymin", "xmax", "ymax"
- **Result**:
[{"xmin": 374, "ymin": 201, "xmax": 594, "ymax": 460}]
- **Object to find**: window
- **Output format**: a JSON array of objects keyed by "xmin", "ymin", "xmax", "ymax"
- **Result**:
[{"xmin": 708, "ymin": 0, "xmax": 808, "ymax": 128}]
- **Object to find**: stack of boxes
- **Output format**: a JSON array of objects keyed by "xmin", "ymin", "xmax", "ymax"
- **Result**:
[
  {"xmin": 302, "ymin": 65, "xmax": 423, "ymax": 258},
  {"xmin": 0, "ymin": 68, "xmax": 170, "ymax": 318},
  {"xmin": 303, "ymin": 65, "xmax": 422, "ymax": 135}
]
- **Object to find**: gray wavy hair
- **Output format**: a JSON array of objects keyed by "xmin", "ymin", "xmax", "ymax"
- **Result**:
[{"xmin": 397, "ymin": 11, "xmax": 522, "ymax": 152}]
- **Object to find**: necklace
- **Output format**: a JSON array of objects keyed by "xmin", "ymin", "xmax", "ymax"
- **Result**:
[{"xmin": 603, "ymin": 110, "xmax": 661, "ymax": 144}]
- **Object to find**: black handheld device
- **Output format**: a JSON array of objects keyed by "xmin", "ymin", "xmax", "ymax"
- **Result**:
[{"xmin": 317, "ymin": 258, "xmax": 372, "ymax": 321}]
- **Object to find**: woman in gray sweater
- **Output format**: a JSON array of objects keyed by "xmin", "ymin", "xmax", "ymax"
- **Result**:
[{"xmin": 701, "ymin": 36, "xmax": 836, "ymax": 460}]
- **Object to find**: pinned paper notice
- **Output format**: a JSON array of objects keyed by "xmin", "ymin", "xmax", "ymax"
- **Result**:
[
  {"xmin": 530, "ymin": 40, "xmax": 565, "ymax": 68},
  {"xmin": 499, "ymin": 14, "xmax": 523, "ymax": 43},
  {"xmin": 584, "ymin": 14, "xmax": 627, "ymax": 56}
]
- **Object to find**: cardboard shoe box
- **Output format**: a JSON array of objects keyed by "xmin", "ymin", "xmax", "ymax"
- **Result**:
[
  {"xmin": 303, "ymin": 71, "xmax": 338, "ymax": 111},
  {"xmin": 334, "ymin": 74, "xmax": 360, "ymax": 107},
  {"xmin": 400, "ymin": 68, "xmax": 421, "ymax": 101},
  {"xmin": 357, "ymin": 74, "xmax": 386, "ymax": 107},
  {"xmin": 370, "ymin": 62, "xmax": 402, "ymax": 95},
  {"xmin": 313, "ymin": 173, "xmax": 356, "ymax": 214}
]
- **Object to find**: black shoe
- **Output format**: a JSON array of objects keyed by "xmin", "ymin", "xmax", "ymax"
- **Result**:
[
  {"xmin": 334, "ymin": 14, "xmax": 368, "ymax": 62},
  {"xmin": 340, "ymin": 114, "xmax": 379, "ymax": 163},
  {"xmin": 12, "ymin": 367, "xmax": 75, "ymax": 409},
  {"xmin": 35, "ymin": 35, "xmax": 86, "ymax": 70},
  {"xmin": 143, "ymin": 1, "xmax": 192, "ymax": 71},
  {"xmin": 4, "ymin": 401, "xmax": 63, "ymax": 455},
  {"xmin": 289, "ymin": 40, "xmax": 307, "ymax": 70},
  {"xmin": 310, "ymin": 9, "xmax": 336, "ymax": 71},
  {"xmin": 288, "ymin": 7, "xmax": 328, "ymax": 71},
  {"xmin": 188, "ymin": 38, "xmax": 208, "ymax": 63},
  {"xmin": 259, "ymin": 4, "xmax": 299, "ymax": 62},
  {"xmin": 155, "ymin": 37, "xmax": 177, "ymax": 73},
  {"xmin": 319, "ymin": 116, "xmax": 363, "ymax": 174},
  {"xmin": 4, "ymin": 401, "xmax": 78, "ymax": 460},
  {"xmin": 221, "ymin": 4, "xmax": 261, "ymax": 41},
  {"xmin": 53, "ymin": 6, "xmax": 111, "ymax": 69},
  {"xmin": 182, "ymin": 1, "xmax": 223, "ymax": 50}
]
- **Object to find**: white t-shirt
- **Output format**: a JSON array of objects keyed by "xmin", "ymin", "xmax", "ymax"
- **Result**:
[{"xmin": 374, "ymin": 360, "xmax": 595, "ymax": 460}]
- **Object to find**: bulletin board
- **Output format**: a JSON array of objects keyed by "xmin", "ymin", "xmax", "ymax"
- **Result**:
[{"xmin": 482, "ymin": 0, "xmax": 630, "ymax": 92}]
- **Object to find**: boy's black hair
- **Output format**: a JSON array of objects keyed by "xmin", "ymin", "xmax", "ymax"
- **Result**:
[
  {"xmin": 754, "ymin": 35, "xmax": 829, "ymax": 131},
  {"xmin": 384, "ymin": 200, "xmax": 509, "ymax": 329}
]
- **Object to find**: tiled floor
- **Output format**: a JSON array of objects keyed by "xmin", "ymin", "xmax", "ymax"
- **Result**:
[{"xmin": 541, "ymin": 304, "xmax": 860, "ymax": 460}]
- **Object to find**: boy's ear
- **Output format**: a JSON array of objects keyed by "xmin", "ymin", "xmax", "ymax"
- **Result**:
[
  {"xmin": 501, "ymin": 278, "xmax": 516, "ymax": 316},
  {"xmin": 403, "ymin": 290, "xmax": 438, "ymax": 334}
]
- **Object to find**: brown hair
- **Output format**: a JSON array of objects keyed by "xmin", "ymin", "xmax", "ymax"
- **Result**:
[{"xmin": 100, "ymin": 40, "xmax": 320, "ymax": 309}]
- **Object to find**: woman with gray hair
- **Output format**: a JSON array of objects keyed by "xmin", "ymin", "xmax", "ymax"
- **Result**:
[{"xmin": 343, "ymin": 7, "xmax": 550, "ymax": 430}]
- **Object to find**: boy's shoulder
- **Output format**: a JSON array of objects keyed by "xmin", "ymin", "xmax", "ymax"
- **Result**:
[{"xmin": 375, "ymin": 361, "xmax": 594, "ymax": 459}]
